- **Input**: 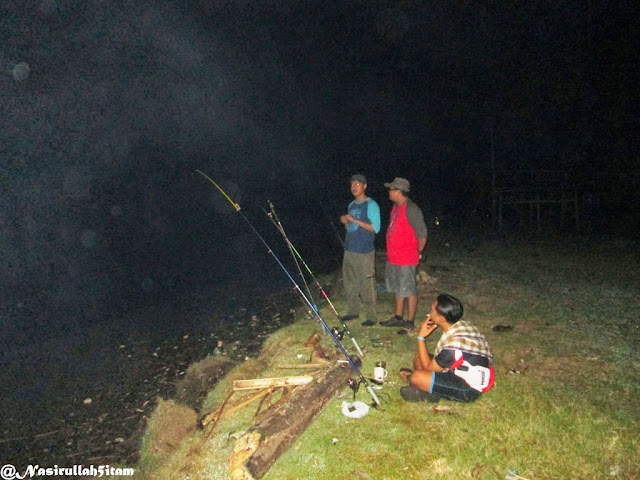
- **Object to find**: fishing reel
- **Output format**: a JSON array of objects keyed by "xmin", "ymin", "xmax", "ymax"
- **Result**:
[
  {"xmin": 347, "ymin": 377, "xmax": 362, "ymax": 399},
  {"xmin": 330, "ymin": 326, "xmax": 345, "ymax": 340},
  {"xmin": 348, "ymin": 377, "xmax": 384, "ymax": 406}
]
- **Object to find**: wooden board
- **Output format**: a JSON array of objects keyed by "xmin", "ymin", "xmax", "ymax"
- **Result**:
[{"xmin": 232, "ymin": 376, "xmax": 313, "ymax": 391}]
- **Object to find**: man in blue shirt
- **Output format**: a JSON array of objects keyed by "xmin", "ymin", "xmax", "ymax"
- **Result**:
[{"xmin": 340, "ymin": 174, "xmax": 381, "ymax": 326}]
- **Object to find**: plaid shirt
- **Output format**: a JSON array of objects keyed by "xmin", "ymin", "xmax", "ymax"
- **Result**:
[{"xmin": 434, "ymin": 319, "xmax": 493, "ymax": 366}]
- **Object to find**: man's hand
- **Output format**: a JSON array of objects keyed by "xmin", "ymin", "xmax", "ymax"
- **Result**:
[
  {"xmin": 340, "ymin": 214, "xmax": 353, "ymax": 225},
  {"xmin": 418, "ymin": 315, "xmax": 438, "ymax": 338}
]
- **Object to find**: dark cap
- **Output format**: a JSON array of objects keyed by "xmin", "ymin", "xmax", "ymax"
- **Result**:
[
  {"xmin": 384, "ymin": 177, "xmax": 410, "ymax": 192},
  {"xmin": 350, "ymin": 174, "xmax": 367, "ymax": 184}
]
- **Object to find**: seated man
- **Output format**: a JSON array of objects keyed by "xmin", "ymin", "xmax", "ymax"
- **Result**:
[{"xmin": 400, "ymin": 293, "xmax": 494, "ymax": 402}]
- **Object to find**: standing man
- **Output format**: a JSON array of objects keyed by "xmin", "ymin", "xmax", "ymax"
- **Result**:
[
  {"xmin": 340, "ymin": 174, "xmax": 381, "ymax": 326},
  {"xmin": 380, "ymin": 177, "xmax": 427, "ymax": 330}
]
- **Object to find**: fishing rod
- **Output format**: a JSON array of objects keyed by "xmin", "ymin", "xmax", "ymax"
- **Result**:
[
  {"xmin": 259, "ymin": 203, "xmax": 317, "ymax": 314},
  {"xmin": 265, "ymin": 200, "xmax": 365, "ymax": 358},
  {"xmin": 196, "ymin": 170, "xmax": 381, "ymax": 407}
]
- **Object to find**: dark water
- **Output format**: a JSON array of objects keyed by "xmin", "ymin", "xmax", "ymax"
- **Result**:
[{"xmin": 0, "ymin": 239, "xmax": 340, "ymax": 467}]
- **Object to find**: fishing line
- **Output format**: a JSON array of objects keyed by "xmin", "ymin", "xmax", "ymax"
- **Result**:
[
  {"xmin": 265, "ymin": 200, "xmax": 365, "ymax": 358},
  {"xmin": 318, "ymin": 200, "xmax": 345, "ymax": 249},
  {"xmin": 196, "ymin": 170, "xmax": 381, "ymax": 407}
]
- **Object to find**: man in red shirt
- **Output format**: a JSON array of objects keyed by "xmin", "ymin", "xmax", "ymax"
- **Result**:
[{"xmin": 380, "ymin": 177, "xmax": 427, "ymax": 330}]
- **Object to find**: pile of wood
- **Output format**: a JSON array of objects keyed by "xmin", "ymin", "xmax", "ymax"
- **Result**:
[{"xmin": 199, "ymin": 333, "xmax": 361, "ymax": 479}]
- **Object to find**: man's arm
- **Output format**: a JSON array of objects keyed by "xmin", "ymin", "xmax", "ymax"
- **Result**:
[
  {"xmin": 409, "ymin": 317, "xmax": 446, "ymax": 391},
  {"xmin": 341, "ymin": 199, "xmax": 380, "ymax": 233},
  {"xmin": 340, "ymin": 201, "xmax": 353, "ymax": 226},
  {"xmin": 342, "ymin": 215, "xmax": 376, "ymax": 232},
  {"xmin": 406, "ymin": 201, "xmax": 428, "ymax": 252},
  {"xmin": 417, "ymin": 317, "xmax": 446, "ymax": 372},
  {"xmin": 367, "ymin": 199, "xmax": 381, "ymax": 233}
]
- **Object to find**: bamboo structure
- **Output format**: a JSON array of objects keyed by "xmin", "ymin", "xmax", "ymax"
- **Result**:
[{"xmin": 490, "ymin": 169, "xmax": 580, "ymax": 233}]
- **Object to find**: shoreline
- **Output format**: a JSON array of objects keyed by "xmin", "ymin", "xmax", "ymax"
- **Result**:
[{"xmin": 0, "ymin": 284, "xmax": 301, "ymax": 468}]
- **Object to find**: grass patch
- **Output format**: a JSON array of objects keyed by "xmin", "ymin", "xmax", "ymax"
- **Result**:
[{"xmin": 129, "ymin": 235, "xmax": 640, "ymax": 480}]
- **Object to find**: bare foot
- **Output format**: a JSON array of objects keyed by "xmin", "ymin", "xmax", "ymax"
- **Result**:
[{"xmin": 399, "ymin": 368, "xmax": 412, "ymax": 382}]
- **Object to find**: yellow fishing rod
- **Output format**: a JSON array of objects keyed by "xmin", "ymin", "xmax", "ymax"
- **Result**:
[
  {"xmin": 196, "ymin": 170, "xmax": 241, "ymax": 211},
  {"xmin": 196, "ymin": 170, "xmax": 381, "ymax": 407}
]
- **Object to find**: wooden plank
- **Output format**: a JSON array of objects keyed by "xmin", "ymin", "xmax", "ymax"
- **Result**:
[
  {"xmin": 229, "ymin": 357, "xmax": 361, "ymax": 480},
  {"xmin": 220, "ymin": 388, "xmax": 275, "ymax": 419},
  {"xmin": 199, "ymin": 389, "xmax": 271, "ymax": 428},
  {"xmin": 232, "ymin": 376, "xmax": 313, "ymax": 391},
  {"xmin": 275, "ymin": 363, "xmax": 331, "ymax": 370}
]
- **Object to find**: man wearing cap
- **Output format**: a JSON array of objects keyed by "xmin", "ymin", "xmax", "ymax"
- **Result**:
[
  {"xmin": 380, "ymin": 177, "xmax": 427, "ymax": 330},
  {"xmin": 340, "ymin": 174, "xmax": 381, "ymax": 326}
]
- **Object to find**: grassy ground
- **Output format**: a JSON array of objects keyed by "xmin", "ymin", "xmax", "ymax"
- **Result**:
[{"xmin": 129, "ymin": 233, "xmax": 640, "ymax": 480}]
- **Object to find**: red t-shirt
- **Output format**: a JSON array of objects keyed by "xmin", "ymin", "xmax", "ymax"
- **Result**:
[{"xmin": 386, "ymin": 203, "xmax": 419, "ymax": 265}]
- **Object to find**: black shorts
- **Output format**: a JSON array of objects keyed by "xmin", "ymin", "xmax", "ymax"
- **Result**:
[{"xmin": 430, "ymin": 371, "xmax": 481, "ymax": 403}]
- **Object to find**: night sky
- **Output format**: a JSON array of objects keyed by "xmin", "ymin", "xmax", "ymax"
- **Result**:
[{"xmin": 1, "ymin": 1, "xmax": 638, "ymax": 341}]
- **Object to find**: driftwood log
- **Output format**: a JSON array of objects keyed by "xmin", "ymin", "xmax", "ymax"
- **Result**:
[{"xmin": 229, "ymin": 357, "xmax": 360, "ymax": 480}]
